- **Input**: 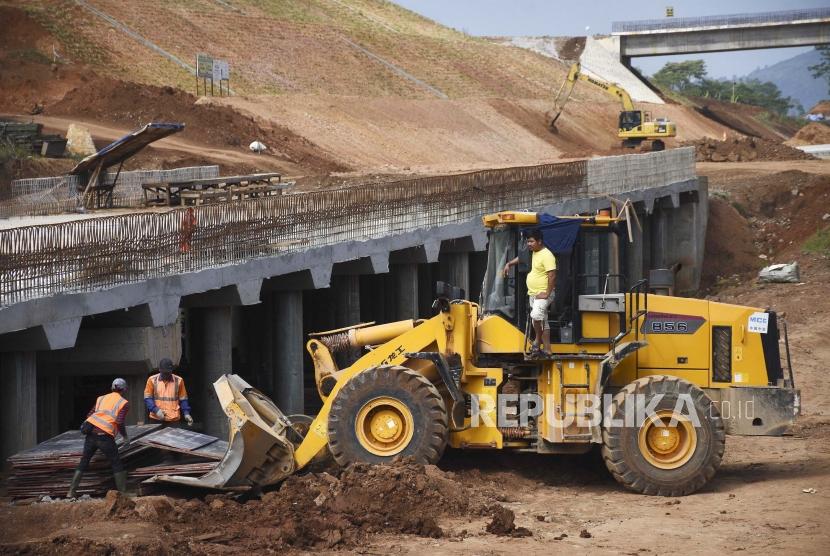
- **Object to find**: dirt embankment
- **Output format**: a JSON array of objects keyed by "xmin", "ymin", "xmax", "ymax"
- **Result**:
[
  {"xmin": 45, "ymin": 78, "xmax": 348, "ymax": 174},
  {"xmin": 788, "ymin": 122, "xmax": 830, "ymax": 146},
  {"xmin": 701, "ymin": 168, "xmax": 830, "ymax": 290},
  {"xmin": 685, "ymin": 136, "xmax": 814, "ymax": 162},
  {"xmin": 691, "ymin": 96, "xmax": 797, "ymax": 140}
]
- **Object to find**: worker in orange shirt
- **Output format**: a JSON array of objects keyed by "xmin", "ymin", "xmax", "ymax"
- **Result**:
[
  {"xmin": 67, "ymin": 378, "xmax": 131, "ymax": 498},
  {"xmin": 144, "ymin": 358, "xmax": 194, "ymax": 427}
]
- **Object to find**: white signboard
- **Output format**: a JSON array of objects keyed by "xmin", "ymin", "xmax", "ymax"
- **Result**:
[
  {"xmin": 747, "ymin": 312, "xmax": 769, "ymax": 334},
  {"xmin": 212, "ymin": 59, "xmax": 229, "ymax": 81}
]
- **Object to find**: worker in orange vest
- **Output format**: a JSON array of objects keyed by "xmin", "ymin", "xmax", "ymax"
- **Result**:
[
  {"xmin": 144, "ymin": 358, "xmax": 193, "ymax": 426},
  {"xmin": 67, "ymin": 378, "xmax": 131, "ymax": 498}
]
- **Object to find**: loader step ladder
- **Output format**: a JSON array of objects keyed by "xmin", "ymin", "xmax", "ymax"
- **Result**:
[{"xmin": 558, "ymin": 361, "xmax": 596, "ymax": 442}]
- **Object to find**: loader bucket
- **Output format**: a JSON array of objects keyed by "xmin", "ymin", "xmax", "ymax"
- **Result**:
[{"xmin": 148, "ymin": 374, "xmax": 297, "ymax": 490}]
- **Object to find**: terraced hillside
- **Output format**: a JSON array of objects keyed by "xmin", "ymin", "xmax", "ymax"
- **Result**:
[
  {"xmin": 3, "ymin": 0, "xmax": 733, "ymax": 175},
  {"xmin": 18, "ymin": 0, "xmax": 566, "ymax": 98}
]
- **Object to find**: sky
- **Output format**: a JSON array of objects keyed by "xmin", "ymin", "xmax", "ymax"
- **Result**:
[{"xmin": 393, "ymin": 0, "xmax": 827, "ymax": 79}]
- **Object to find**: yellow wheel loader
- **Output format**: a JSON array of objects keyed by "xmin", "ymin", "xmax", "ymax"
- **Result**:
[{"xmin": 153, "ymin": 209, "xmax": 798, "ymax": 497}]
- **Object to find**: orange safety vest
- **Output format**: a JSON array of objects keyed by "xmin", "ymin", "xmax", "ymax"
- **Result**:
[
  {"xmin": 147, "ymin": 373, "xmax": 184, "ymax": 422},
  {"xmin": 85, "ymin": 392, "xmax": 128, "ymax": 437}
]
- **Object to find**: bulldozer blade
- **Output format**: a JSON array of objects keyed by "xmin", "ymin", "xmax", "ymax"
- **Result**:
[{"xmin": 147, "ymin": 374, "xmax": 297, "ymax": 490}]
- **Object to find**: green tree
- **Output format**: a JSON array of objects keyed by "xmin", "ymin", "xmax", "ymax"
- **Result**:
[
  {"xmin": 652, "ymin": 60, "xmax": 707, "ymax": 92},
  {"xmin": 652, "ymin": 60, "xmax": 797, "ymax": 116},
  {"xmin": 808, "ymin": 45, "xmax": 830, "ymax": 95}
]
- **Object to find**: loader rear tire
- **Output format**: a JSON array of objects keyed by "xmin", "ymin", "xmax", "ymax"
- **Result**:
[
  {"xmin": 328, "ymin": 366, "xmax": 448, "ymax": 465},
  {"xmin": 602, "ymin": 375, "xmax": 725, "ymax": 496}
]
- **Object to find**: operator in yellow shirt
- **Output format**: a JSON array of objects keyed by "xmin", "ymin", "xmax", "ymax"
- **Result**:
[{"xmin": 503, "ymin": 229, "xmax": 557, "ymax": 357}]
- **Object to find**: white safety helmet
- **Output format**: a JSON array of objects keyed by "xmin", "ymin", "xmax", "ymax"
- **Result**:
[{"xmin": 111, "ymin": 378, "xmax": 128, "ymax": 392}]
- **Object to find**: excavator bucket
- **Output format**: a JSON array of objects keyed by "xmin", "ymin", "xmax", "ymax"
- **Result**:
[{"xmin": 147, "ymin": 374, "xmax": 298, "ymax": 490}]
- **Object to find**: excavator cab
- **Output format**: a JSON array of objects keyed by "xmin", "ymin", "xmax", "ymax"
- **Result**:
[{"xmin": 618, "ymin": 110, "xmax": 643, "ymax": 132}]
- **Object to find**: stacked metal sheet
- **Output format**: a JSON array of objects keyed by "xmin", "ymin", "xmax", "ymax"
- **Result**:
[{"xmin": 6, "ymin": 425, "xmax": 226, "ymax": 500}]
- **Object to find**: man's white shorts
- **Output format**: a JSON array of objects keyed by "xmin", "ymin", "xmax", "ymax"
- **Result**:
[{"xmin": 529, "ymin": 294, "xmax": 553, "ymax": 329}]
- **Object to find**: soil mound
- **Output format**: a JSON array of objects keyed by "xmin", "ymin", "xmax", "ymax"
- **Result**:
[
  {"xmin": 791, "ymin": 122, "xmax": 830, "ymax": 146},
  {"xmin": 179, "ymin": 461, "xmax": 491, "ymax": 550},
  {"xmin": 685, "ymin": 136, "xmax": 813, "ymax": 162},
  {"xmin": 48, "ymin": 77, "xmax": 348, "ymax": 173},
  {"xmin": 809, "ymin": 100, "xmax": 830, "ymax": 115}
]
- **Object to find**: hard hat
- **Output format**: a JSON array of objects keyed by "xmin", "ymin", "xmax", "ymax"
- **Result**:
[
  {"xmin": 159, "ymin": 358, "xmax": 174, "ymax": 373},
  {"xmin": 112, "ymin": 378, "xmax": 128, "ymax": 392}
]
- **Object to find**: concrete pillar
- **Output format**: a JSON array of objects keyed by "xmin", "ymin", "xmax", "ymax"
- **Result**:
[
  {"xmin": 418, "ymin": 264, "xmax": 436, "ymax": 317},
  {"xmin": 37, "ymin": 372, "xmax": 59, "ymax": 442},
  {"xmin": 1, "ymin": 351, "xmax": 37, "ymax": 460},
  {"xmin": 393, "ymin": 264, "xmax": 419, "ymax": 320},
  {"xmin": 273, "ymin": 291, "xmax": 304, "ymax": 415},
  {"xmin": 667, "ymin": 194, "xmax": 707, "ymax": 294},
  {"xmin": 446, "ymin": 252, "xmax": 470, "ymax": 299},
  {"xmin": 333, "ymin": 275, "xmax": 361, "ymax": 326},
  {"xmin": 650, "ymin": 204, "xmax": 670, "ymax": 270},
  {"xmin": 625, "ymin": 209, "xmax": 645, "ymax": 284},
  {"xmin": 200, "ymin": 307, "xmax": 233, "ymax": 438},
  {"xmin": 126, "ymin": 375, "xmax": 146, "ymax": 425}
]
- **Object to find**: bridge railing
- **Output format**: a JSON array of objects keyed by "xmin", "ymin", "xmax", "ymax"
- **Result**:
[
  {"xmin": 612, "ymin": 7, "xmax": 830, "ymax": 34},
  {"xmin": 0, "ymin": 148, "xmax": 695, "ymax": 309}
]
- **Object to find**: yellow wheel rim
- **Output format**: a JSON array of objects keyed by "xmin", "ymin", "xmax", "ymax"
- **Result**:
[
  {"xmin": 355, "ymin": 397, "xmax": 414, "ymax": 457},
  {"xmin": 637, "ymin": 409, "xmax": 697, "ymax": 469}
]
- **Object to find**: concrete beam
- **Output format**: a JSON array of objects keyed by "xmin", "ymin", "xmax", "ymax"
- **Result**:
[
  {"xmin": 389, "ymin": 240, "xmax": 441, "ymax": 264},
  {"xmin": 332, "ymin": 253, "xmax": 389, "ymax": 276},
  {"xmin": 0, "ymin": 317, "xmax": 82, "ymax": 352},
  {"xmin": 38, "ymin": 324, "xmax": 181, "ymax": 376},
  {"xmin": 267, "ymin": 266, "xmax": 332, "ymax": 291},
  {"xmin": 146, "ymin": 296, "xmax": 182, "ymax": 327},
  {"xmin": 620, "ymin": 22, "xmax": 830, "ymax": 57},
  {"xmin": 182, "ymin": 279, "xmax": 263, "ymax": 307},
  {"xmin": 441, "ymin": 231, "xmax": 488, "ymax": 254}
]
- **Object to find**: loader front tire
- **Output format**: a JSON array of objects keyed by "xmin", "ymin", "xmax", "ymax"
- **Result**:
[
  {"xmin": 602, "ymin": 375, "xmax": 725, "ymax": 496},
  {"xmin": 328, "ymin": 366, "xmax": 448, "ymax": 465}
]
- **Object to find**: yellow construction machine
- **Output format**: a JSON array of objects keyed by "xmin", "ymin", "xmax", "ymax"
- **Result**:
[
  {"xmin": 155, "ymin": 208, "xmax": 797, "ymax": 497},
  {"xmin": 547, "ymin": 62, "xmax": 676, "ymax": 151}
]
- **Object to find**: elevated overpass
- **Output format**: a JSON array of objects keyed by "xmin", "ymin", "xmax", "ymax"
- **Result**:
[{"xmin": 612, "ymin": 8, "xmax": 830, "ymax": 59}]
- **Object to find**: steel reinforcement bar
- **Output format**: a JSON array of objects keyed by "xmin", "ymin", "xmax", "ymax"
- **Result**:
[{"xmin": 1, "ymin": 161, "xmax": 590, "ymax": 307}]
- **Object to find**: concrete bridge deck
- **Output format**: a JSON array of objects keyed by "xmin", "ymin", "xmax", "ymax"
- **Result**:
[{"xmin": 612, "ymin": 7, "xmax": 830, "ymax": 57}]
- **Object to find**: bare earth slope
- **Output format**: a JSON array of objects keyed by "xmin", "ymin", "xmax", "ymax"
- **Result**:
[{"xmin": 2, "ymin": 1, "xmax": 733, "ymax": 176}]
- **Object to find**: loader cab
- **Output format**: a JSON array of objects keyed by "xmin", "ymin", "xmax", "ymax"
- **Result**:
[{"xmin": 480, "ymin": 215, "xmax": 627, "ymax": 345}]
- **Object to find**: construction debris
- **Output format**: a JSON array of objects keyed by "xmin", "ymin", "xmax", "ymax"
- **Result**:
[
  {"xmin": 759, "ymin": 262, "xmax": 800, "ymax": 283},
  {"xmin": 5, "ymin": 424, "xmax": 225, "ymax": 500},
  {"xmin": 0, "ymin": 120, "xmax": 66, "ymax": 157}
]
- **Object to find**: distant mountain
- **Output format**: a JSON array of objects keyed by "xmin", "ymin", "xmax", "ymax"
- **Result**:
[{"xmin": 745, "ymin": 49, "xmax": 827, "ymax": 114}]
